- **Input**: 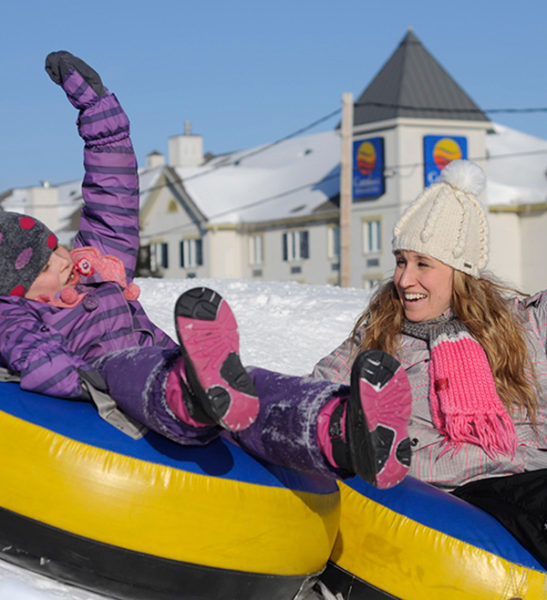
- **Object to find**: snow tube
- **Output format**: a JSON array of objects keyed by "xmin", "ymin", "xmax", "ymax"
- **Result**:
[
  {"xmin": 0, "ymin": 382, "xmax": 340, "ymax": 600},
  {"xmin": 320, "ymin": 476, "xmax": 547, "ymax": 599}
]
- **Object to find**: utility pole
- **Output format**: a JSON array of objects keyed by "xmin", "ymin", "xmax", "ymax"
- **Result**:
[{"xmin": 340, "ymin": 92, "xmax": 353, "ymax": 287}]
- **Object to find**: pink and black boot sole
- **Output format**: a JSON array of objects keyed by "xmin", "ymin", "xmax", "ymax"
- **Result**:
[
  {"xmin": 331, "ymin": 350, "xmax": 412, "ymax": 489},
  {"xmin": 174, "ymin": 287, "xmax": 259, "ymax": 432}
]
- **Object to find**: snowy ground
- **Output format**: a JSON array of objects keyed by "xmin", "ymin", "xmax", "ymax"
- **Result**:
[{"xmin": 0, "ymin": 278, "xmax": 370, "ymax": 600}]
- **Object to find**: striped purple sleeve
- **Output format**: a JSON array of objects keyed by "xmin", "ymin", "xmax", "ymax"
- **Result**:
[
  {"xmin": 72, "ymin": 91, "xmax": 140, "ymax": 280},
  {"xmin": 0, "ymin": 305, "xmax": 88, "ymax": 398}
]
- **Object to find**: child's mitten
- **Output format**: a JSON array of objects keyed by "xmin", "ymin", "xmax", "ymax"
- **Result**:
[{"xmin": 45, "ymin": 51, "xmax": 106, "ymax": 110}]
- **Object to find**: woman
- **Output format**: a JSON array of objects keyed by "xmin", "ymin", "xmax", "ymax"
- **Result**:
[{"xmin": 313, "ymin": 160, "xmax": 547, "ymax": 491}]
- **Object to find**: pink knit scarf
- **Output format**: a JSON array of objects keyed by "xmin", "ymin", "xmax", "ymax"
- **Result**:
[{"xmin": 403, "ymin": 317, "xmax": 517, "ymax": 458}]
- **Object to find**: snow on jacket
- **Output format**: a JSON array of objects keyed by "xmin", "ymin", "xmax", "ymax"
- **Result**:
[
  {"xmin": 312, "ymin": 293, "xmax": 547, "ymax": 490},
  {"xmin": 0, "ymin": 93, "xmax": 175, "ymax": 399}
]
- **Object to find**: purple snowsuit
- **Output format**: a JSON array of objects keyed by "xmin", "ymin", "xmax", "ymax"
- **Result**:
[{"xmin": 0, "ymin": 72, "xmax": 345, "ymax": 479}]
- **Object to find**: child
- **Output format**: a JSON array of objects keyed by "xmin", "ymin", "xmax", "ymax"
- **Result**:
[{"xmin": 0, "ymin": 51, "xmax": 412, "ymax": 489}]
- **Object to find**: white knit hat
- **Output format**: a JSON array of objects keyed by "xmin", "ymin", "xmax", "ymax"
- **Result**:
[{"xmin": 392, "ymin": 160, "xmax": 488, "ymax": 277}]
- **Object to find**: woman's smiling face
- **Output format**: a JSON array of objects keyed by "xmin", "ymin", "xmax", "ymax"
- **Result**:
[{"xmin": 393, "ymin": 250, "xmax": 454, "ymax": 322}]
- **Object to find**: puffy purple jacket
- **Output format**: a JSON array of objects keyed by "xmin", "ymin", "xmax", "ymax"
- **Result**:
[{"xmin": 0, "ymin": 88, "xmax": 175, "ymax": 398}]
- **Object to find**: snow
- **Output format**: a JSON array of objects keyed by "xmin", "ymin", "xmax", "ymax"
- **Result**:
[
  {"xmin": 138, "ymin": 165, "xmax": 163, "ymax": 210},
  {"xmin": 0, "ymin": 277, "xmax": 371, "ymax": 600},
  {"xmin": 485, "ymin": 123, "xmax": 547, "ymax": 206},
  {"xmin": 175, "ymin": 130, "xmax": 341, "ymax": 224}
]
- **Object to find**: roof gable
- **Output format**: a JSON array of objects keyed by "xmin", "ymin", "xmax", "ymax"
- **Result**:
[{"xmin": 354, "ymin": 29, "xmax": 490, "ymax": 126}]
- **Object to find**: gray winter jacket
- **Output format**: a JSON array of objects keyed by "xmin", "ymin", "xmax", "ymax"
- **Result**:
[{"xmin": 312, "ymin": 293, "xmax": 547, "ymax": 490}]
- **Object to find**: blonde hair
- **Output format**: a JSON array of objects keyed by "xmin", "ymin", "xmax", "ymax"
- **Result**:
[{"xmin": 354, "ymin": 272, "xmax": 538, "ymax": 421}]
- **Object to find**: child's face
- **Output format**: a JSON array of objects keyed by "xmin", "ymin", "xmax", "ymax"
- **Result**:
[{"xmin": 24, "ymin": 246, "xmax": 76, "ymax": 301}]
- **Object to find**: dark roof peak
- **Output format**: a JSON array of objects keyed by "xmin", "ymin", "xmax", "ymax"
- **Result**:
[
  {"xmin": 353, "ymin": 30, "xmax": 490, "ymax": 126},
  {"xmin": 400, "ymin": 27, "xmax": 419, "ymax": 44}
]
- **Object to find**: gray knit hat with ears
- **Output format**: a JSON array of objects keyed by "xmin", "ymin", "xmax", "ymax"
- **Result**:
[
  {"xmin": 392, "ymin": 160, "xmax": 488, "ymax": 277},
  {"xmin": 0, "ymin": 212, "xmax": 58, "ymax": 297}
]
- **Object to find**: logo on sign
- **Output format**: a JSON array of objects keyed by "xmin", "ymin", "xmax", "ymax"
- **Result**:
[
  {"xmin": 423, "ymin": 135, "xmax": 467, "ymax": 186},
  {"xmin": 353, "ymin": 137, "xmax": 385, "ymax": 199},
  {"xmin": 356, "ymin": 141, "xmax": 377, "ymax": 176},
  {"xmin": 433, "ymin": 138, "xmax": 463, "ymax": 170}
]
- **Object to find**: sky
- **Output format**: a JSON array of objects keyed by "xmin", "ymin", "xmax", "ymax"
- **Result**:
[{"xmin": 1, "ymin": 0, "xmax": 546, "ymax": 191}]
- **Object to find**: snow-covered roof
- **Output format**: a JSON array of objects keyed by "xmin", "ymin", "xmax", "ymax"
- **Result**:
[
  {"xmin": 0, "ymin": 165, "xmax": 166, "ymax": 246},
  {"xmin": 0, "ymin": 179, "xmax": 82, "ymax": 246},
  {"xmin": 138, "ymin": 165, "xmax": 164, "ymax": 210},
  {"xmin": 485, "ymin": 123, "xmax": 547, "ymax": 206},
  {"xmin": 57, "ymin": 179, "xmax": 83, "ymax": 236},
  {"xmin": 174, "ymin": 130, "xmax": 341, "ymax": 224},
  {"xmin": 167, "ymin": 123, "xmax": 546, "ymax": 223},
  {"xmin": 0, "ymin": 187, "xmax": 27, "ymax": 213}
]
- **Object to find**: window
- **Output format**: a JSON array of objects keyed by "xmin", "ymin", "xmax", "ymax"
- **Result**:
[
  {"xmin": 249, "ymin": 234, "xmax": 264, "ymax": 266},
  {"xmin": 282, "ymin": 230, "xmax": 309, "ymax": 262},
  {"xmin": 363, "ymin": 277, "xmax": 382, "ymax": 291},
  {"xmin": 180, "ymin": 238, "xmax": 203, "ymax": 268},
  {"xmin": 362, "ymin": 219, "xmax": 381, "ymax": 254},
  {"xmin": 327, "ymin": 226, "xmax": 340, "ymax": 259},
  {"xmin": 150, "ymin": 242, "xmax": 169, "ymax": 271}
]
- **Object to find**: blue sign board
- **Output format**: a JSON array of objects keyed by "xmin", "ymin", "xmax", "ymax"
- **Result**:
[
  {"xmin": 352, "ymin": 137, "xmax": 385, "ymax": 199},
  {"xmin": 423, "ymin": 135, "xmax": 468, "ymax": 186}
]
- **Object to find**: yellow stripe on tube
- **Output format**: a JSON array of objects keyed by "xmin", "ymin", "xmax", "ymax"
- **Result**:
[
  {"xmin": 0, "ymin": 410, "xmax": 340, "ymax": 576},
  {"xmin": 331, "ymin": 482, "xmax": 547, "ymax": 600}
]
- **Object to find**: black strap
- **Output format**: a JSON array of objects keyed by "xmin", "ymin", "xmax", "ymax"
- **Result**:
[
  {"xmin": 329, "ymin": 400, "xmax": 352, "ymax": 474},
  {"xmin": 0, "ymin": 368, "xmax": 147, "ymax": 440}
]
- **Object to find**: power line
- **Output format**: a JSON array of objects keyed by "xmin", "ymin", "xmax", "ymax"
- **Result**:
[
  {"xmin": 7, "ymin": 100, "xmax": 547, "ymax": 201},
  {"xmin": 7, "ymin": 146, "xmax": 547, "ymax": 217},
  {"xmin": 150, "ymin": 101, "xmax": 547, "ymax": 193},
  {"xmin": 140, "ymin": 147, "xmax": 547, "ymax": 239},
  {"xmin": 141, "ymin": 101, "xmax": 547, "ymax": 187},
  {"xmin": 354, "ymin": 101, "xmax": 547, "ymax": 114},
  {"xmin": 140, "ymin": 172, "xmax": 341, "ymax": 239},
  {"xmin": 174, "ymin": 107, "xmax": 343, "ymax": 184},
  {"xmin": 5, "ymin": 98, "xmax": 547, "ymax": 233}
]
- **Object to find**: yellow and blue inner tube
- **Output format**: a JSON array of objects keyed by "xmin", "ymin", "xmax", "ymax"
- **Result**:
[
  {"xmin": 322, "ymin": 475, "xmax": 547, "ymax": 600},
  {"xmin": 0, "ymin": 382, "xmax": 340, "ymax": 600}
]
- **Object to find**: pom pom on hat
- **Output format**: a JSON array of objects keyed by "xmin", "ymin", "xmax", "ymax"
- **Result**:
[
  {"xmin": 392, "ymin": 160, "xmax": 489, "ymax": 277},
  {"xmin": 439, "ymin": 159, "xmax": 486, "ymax": 198}
]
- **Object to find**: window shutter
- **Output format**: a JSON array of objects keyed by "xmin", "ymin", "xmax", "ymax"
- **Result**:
[
  {"xmin": 196, "ymin": 239, "xmax": 203, "ymax": 266},
  {"xmin": 161, "ymin": 243, "xmax": 169, "ymax": 269},
  {"xmin": 180, "ymin": 241, "xmax": 185, "ymax": 267},
  {"xmin": 300, "ymin": 231, "xmax": 309, "ymax": 259},
  {"xmin": 282, "ymin": 233, "xmax": 288, "ymax": 261}
]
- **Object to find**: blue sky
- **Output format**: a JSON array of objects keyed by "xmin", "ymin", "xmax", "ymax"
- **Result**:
[{"xmin": 1, "ymin": 0, "xmax": 546, "ymax": 190}]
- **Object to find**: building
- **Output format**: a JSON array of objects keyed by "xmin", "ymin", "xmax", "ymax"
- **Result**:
[
  {"xmin": 139, "ymin": 127, "xmax": 341, "ymax": 284},
  {"xmin": 136, "ymin": 29, "xmax": 547, "ymax": 291},
  {"xmin": 3, "ymin": 30, "xmax": 547, "ymax": 292}
]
